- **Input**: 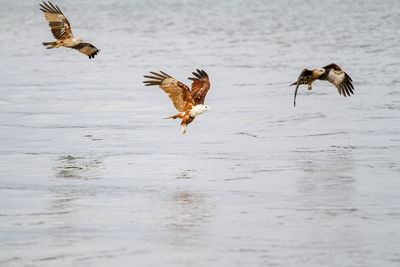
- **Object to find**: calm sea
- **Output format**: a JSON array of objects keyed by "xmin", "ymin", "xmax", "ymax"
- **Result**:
[{"xmin": 0, "ymin": 0, "xmax": 399, "ymax": 266}]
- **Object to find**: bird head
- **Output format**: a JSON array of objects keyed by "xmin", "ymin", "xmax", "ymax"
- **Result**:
[
  {"xmin": 196, "ymin": 104, "xmax": 211, "ymax": 115},
  {"xmin": 315, "ymin": 68, "xmax": 326, "ymax": 76}
]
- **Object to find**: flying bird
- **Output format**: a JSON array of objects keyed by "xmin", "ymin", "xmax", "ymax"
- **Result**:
[
  {"xmin": 290, "ymin": 63, "xmax": 354, "ymax": 106},
  {"xmin": 143, "ymin": 69, "xmax": 211, "ymax": 134},
  {"xmin": 39, "ymin": 1, "xmax": 100, "ymax": 59}
]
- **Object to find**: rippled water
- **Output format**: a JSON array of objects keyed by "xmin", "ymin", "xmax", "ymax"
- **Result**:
[{"xmin": 1, "ymin": 0, "xmax": 400, "ymax": 266}]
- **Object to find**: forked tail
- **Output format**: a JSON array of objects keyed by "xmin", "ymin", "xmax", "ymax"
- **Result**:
[{"xmin": 42, "ymin": 42, "xmax": 57, "ymax": 49}]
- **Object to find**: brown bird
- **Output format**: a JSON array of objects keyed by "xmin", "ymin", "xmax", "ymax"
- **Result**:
[
  {"xmin": 143, "ymin": 69, "xmax": 211, "ymax": 134},
  {"xmin": 39, "ymin": 1, "xmax": 100, "ymax": 59},
  {"xmin": 290, "ymin": 63, "xmax": 354, "ymax": 106}
]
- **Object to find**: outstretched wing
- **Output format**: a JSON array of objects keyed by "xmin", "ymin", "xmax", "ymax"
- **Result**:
[
  {"xmin": 320, "ymin": 63, "xmax": 354, "ymax": 97},
  {"xmin": 188, "ymin": 69, "xmax": 210, "ymax": 105},
  {"xmin": 292, "ymin": 68, "xmax": 312, "ymax": 107},
  {"xmin": 143, "ymin": 71, "xmax": 196, "ymax": 112},
  {"xmin": 70, "ymin": 43, "xmax": 100, "ymax": 59},
  {"xmin": 39, "ymin": 1, "xmax": 74, "ymax": 40}
]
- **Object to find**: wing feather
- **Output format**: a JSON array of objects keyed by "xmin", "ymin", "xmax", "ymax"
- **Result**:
[
  {"xmin": 40, "ymin": 1, "xmax": 73, "ymax": 40},
  {"xmin": 70, "ymin": 43, "xmax": 100, "ymax": 59},
  {"xmin": 149, "ymin": 72, "xmax": 167, "ymax": 79},
  {"xmin": 143, "ymin": 71, "xmax": 195, "ymax": 112},
  {"xmin": 188, "ymin": 69, "xmax": 210, "ymax": 105},
  {"xmin": 320, "ymin": 63, "xmax": 354, "ymax": 97}
]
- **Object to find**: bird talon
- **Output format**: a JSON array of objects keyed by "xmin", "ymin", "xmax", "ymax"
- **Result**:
[{"xmin": 181, "ymin": 126, "xmax": 187, "ymax": 134}]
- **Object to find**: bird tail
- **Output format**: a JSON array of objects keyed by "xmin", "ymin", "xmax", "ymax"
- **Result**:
[
  {"xmin": 164, "ymin": 113, "xmax": 183, "ymax": 120},
  {"xmin": 290, "ymin": 81, "xmax": 297, "ymax": 86},
  {"xmin": 42, "ymin": 42, "xmax": 57, "ymax": 49}
]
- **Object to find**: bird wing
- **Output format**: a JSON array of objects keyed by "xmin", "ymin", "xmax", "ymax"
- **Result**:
[
  {"xmin": 320, "ymin": 63, "xmax": 354, "ymax": 97},
  {"xmin": 292, "ymin": 68, "xmax": 312, "ymax": 107},
  {"xmin": 70, "ymin": 43, "xmax": 100, "ymax": 59},
  {"xmin": 39, "ymin": 1, "xmax": 74, "ymax": 40},
  {"xmin": 188, "ymin": 69, "xmax": 210, "ymax": 105},
  {"xmin": 143, "ymin": 71, "xmax": 196, "ymax": 112}
]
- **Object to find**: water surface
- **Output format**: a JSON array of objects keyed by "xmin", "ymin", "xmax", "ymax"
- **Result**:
[{"xmin": 1, "ymin": 0, "xmax": 400, "ymax": 266}]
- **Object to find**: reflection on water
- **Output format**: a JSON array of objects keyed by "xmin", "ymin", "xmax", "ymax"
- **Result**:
[
  {"xmin": 1, "ymin": 0, "xmax": 400, "ymax": 266},
  {"xmin": 294, "ymin": 146, "xmax": 355, "ymax": 193},
  {"xmin": 295, "ymin": 146, "xmax": 355, "ymax": 175},
  {"xmin": 55, "ymin": 155, "xmax": 103, "ymax": 179},
  {"xmin": 165, "ymin": 192, "xmax": 212, "ymax": 244},
  {"xmin": 167, "ymin": 192, "xmax": 211, "ymax": 232},
  {"xmin": 176, "ymin": 169, "xmax": 198, "ymax": 180},
  {"xmin": 48, "ymin": 192, "xmax": 77, "ymax": 215}
]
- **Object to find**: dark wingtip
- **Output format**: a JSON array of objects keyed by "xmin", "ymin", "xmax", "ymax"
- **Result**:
[
  {"xmin": 143, "ymin": 71, "xmax": 168, "ymax": 86},
  {"xmin": 143, "ymin": 81, "xmax": 161, "ymax": 86},
  {"xmin": 88, "ymin": 50, "xmax": 99, "ymax": 59},
  {"xmin": 159, "ymin": 71, "xmax": 171, "ymax": 78},
  {"xmin": 188, "ymin": 69, "xmax": 208, "ymax": 81}
]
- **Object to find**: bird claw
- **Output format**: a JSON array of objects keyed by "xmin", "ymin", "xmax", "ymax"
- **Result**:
[{"xmin": 181, "ymin": 126, "xmax": 187, "ymax": 134}]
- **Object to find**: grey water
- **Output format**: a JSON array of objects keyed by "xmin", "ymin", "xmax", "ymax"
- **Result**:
[{"xmin": 1, "ymin": 0, "xmax": 400, "ymax": 266}]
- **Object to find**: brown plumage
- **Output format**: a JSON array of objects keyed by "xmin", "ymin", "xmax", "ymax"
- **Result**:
[
  {"xmin": 188, "ymin": 69, "xmax": 211, "ymax": 105},
  {"xmin": 290, "ymin": 63, "xmax": 354, "ymax": 106},
  {"xmin": 69, "ymin": 43, "xmax": 99, "ymax": 59},
  {"xmin": 39, "ymin": 1, "xmax": 99, "ymax": 59},
  {"xmin": 143, "ymin": 70, "xmax": 211, "ymax": 134}
]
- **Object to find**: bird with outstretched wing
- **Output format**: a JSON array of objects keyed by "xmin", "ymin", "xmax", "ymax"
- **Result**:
[
  {"xmin": 39, "ymin": 1, "xmax": 99, "ymax": 59},
  {"xmin": 290, "ymin": 63, "xmax": 354, "ymax": 106},
  {"xmin": 143, "ymin": 69, "xmax": 211, "ymax": 134}
]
